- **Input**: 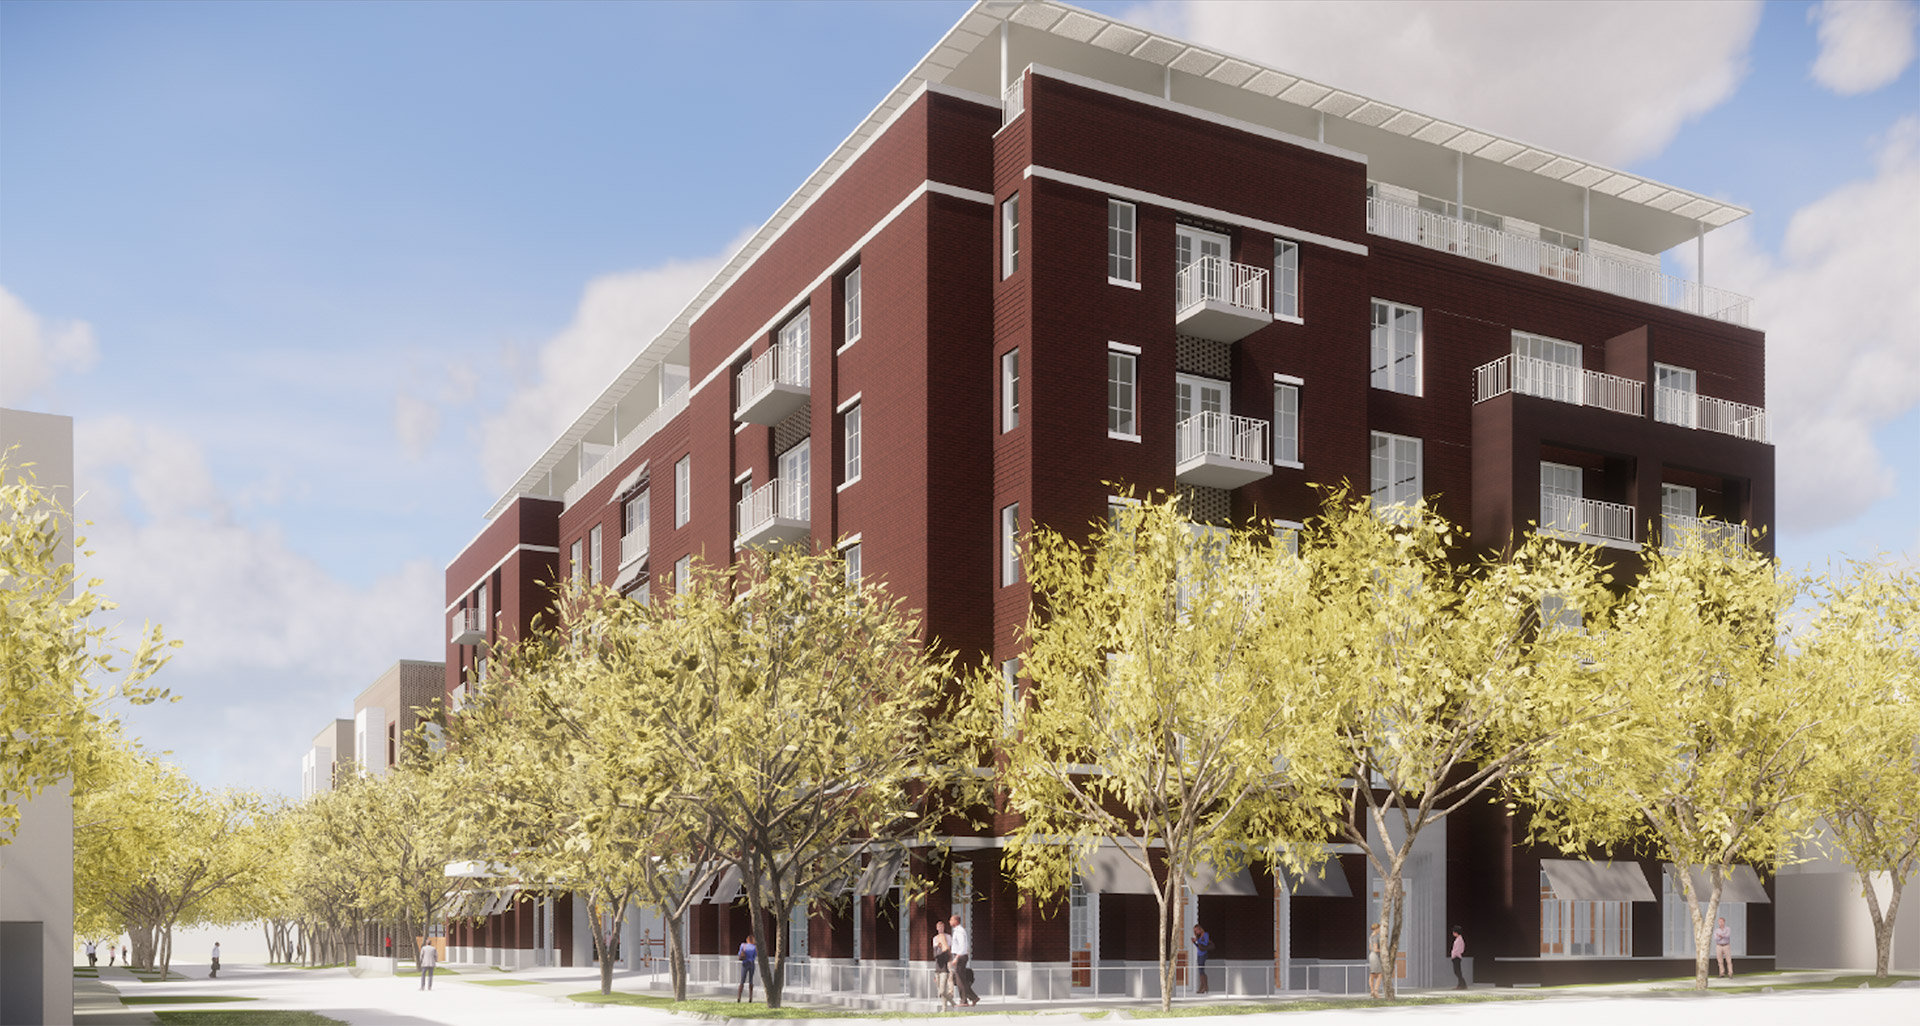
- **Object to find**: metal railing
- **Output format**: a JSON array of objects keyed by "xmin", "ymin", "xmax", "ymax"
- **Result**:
[
  {"xmin": 658, "ymin": 955, "xmax": 1326, "ymax": 1003},
  {"xmin": 737, "ymin": 339, "xmax": 810, "ymax": 411},
  {"xmin": 449, "ymin": 607, "xmax": 486, "ymax": 645},
  {"xmin": 1367, "ymin": 196, "xmax": 1752, "ymax": 327},
  {"xmin": 1653, "ymin": 387, "xmax": 1770, "ymax": 442},
  {"xmin": 1542, "ymin": 494, "xmax": 1636, "ymax": 546},
  {"xmin": 620, "ymin": 526, "xmax": 648, "ymax": 567},
  {"xmin": 1175, "ymin": 256, "xmax": 1270, "ymax": 317},
  {"xmin": 737, "ymin": 478, "xmax": 809, "ymax": 540},
  {"xmin": 1662, "ymin": 514, "xmax": 1749, "ymax": 551},
  {"xmin": 1003, "ymin": 79, "xmax": 1024, "ymax": 126},
  {"xmin": 1473, "ymin": 354, "xmax": 1644, "ymax": 415},
  {"xmin": 562, "ymin": 384, "xmax": 690, "ymax": 508},
  {"xmin": 1176, "ymin": 411, "xmax": 1271, "ymax": 466}
]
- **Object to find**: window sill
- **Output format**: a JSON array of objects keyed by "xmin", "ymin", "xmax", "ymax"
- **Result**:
[
  {"xmin": 837, "ymin": 337, "xmax": 859, "ymax": 356},
  {"xmin": 836, "ymin": 477, "xmax": 860, "ymax": 494},
  {"xmin": 1371, "ymin": 385, "xmax": 1424, "ymax": 398},
  {"xmin": 1272, "ymin": 313, "xmax": 1304, "ymax": 325},
  {"xmin": 1274, "ymin": 459, "xmax": 1305, "ymax": 470},
  {"xmin": 1108, "ymin": 431, "xmax": 1141, "ymax": 443},
  {"xmin": 1108, "ymin": 277, "xmax": 1142, "ymax": 290}
]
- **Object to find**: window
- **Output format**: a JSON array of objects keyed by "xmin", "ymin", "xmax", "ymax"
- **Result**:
[
  {"xmin": 675, "ymin": 456, "xmax": 691, "ymax": 527},
  {"xmin": 570, "ymin": 540, "xmax": 584, "ymax": 585},
  {"xmin": 1273, "ymin": 380, "xmax": 1300, "ymax": 465},
  {"xmin": 779, "ymin": 308, "xmax": 812, "ymax": 388},
  {"xmin": 476, "ymin": 582, "xmax": 488, "ymax": 626},
  {"xmin": 1540, "ymin": 592, "xmax": 1584, "ymax": 634},
  {"xmin": 674, "ymin": 554, "xmax": 693, "ymax": 595},
  {"xmin": 1514, "ymin": 332, "xmax": 1583, "ymax": 403},
  {"xmin": 779, "ymin": 439, "xmax": 810, "ymax": 518},
  {"xmin": 1108, "ymin": 200, "xmax": 1136, "ymax": 284},
  {"xmin": 1654, "ymin": 363, "xmax": 1697, "ymax": 427},
  {"xmin": 1541, "ymin": 871, "xmax": 1630, "ymax": 957},
  {"xmin": 1371, "ymin": 300, "xmax": 1422, "ymax": 395},
  {"xmin": 1369, "ymin": 432, "xmax": 1422, "ymax": 509},
  {"xmin": 1107, "ymin": 346, "xmax": 1138, "ymax": 439},
  {"xmin": 1663, "ymin": 869, "xmax": 1745, "ymax": 957},
  {"xmin": 1274, "ymin": 240, "xmax": 1300, "ymax": 319},
  {"xmin": 1273, "ymin": 519, "xmax": 1303, "ymax": 557},
  {"xmin": 625, "ymin": 488, "xmax": 649, "ymax": 542},
  {"xmin": 588, "ymin": 525, "xmax": 602, "ymax": 585},
  {"xmin": 1001, "ymin": 502, "xmax": 1020, "ymax": 586},
  {"xmin": 1540, "ymin": 462, "xmax": 1583, "ymax": 534},
  {"xmin": 842, "ymin": 403, "xmax": 862, "ymax": 485},
  {"xmin": 1002, "ymin": 657, "xmax": 1023, "ymax": 724},
  {"xmin": 842, "ymin": 541, "xmax": 862, "ymax": 590},
  {"xmin": 1662, "ymin": 483, "xmax": 1699, "ymax": 520},
  {"xmin": 1175, "ymin": 225, "xmax": 1229, "ymax": 310},
  {"xmin": 843, "ymin": 266, "xmax": 862, "ymax": 345},
  {"xmin": 1176, "ymin": 374, "xmax": 1228, "ymax": 424},
  {"xmin": 1001, "ymin": 349, "xmax": 1020, "ymax": 432},
  {"xmin": 1002, "ymin": 194, "xmax": 1020, "ymax": 279}
]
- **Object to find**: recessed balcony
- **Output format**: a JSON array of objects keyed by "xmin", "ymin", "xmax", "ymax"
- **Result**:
[
  {"xmin": 1174, "ymin": 256, "xmax": 1271, "ymax": 343},
  {"xmin": 736, "ymin": 479, "xmax": 810, "ymax": 549},
  {"xmin": 1175, "ymin": 412, "xmax": 1272, "ymax": 489},
  {"xmin": 1661, "ymin": 514, "xmax": 1749, "ymax": 551},
  {"xmin": 1474, "ymin": 354, "xmax": 1644, "ymax": 416},
  {"xmin": 735, "ymin": 341, "xmax": 810, "ymax": 426},
  {"xmin": 450, "ymin": 607, "xmax": 486, "ymax": 646},
  {"xmin": 1541, "ymin": 494, "xmax": 1638, "ymax": 550},
  {"xmin": 1654, "ymin": 387, "xmax": 1770, "ymax": 443}
]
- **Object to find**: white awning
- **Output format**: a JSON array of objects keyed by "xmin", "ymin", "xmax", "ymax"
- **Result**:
[
  {"xmin": 613, "ymin": 462, "xmax": 649, "ymax": 500},
  {"xmin": 1082, "ymin": 847, "xmax": 1157, "ymax": 895},
  {"xmin": 855, "ymin": 849, "xmax": 909, "ymax": 896},
  {"xmin": 1186, "ymin": 862, "xmax": 1256, "ymax": 896},
  {"xmin": 1671, "ymin": 864, "xmax": 1771, "ymax": 904},
  {"xmin": 1540, "ymin": 859, "xmax": 1656, "ymax": 902},
  {"xmin": 1281, "ymin": 863, "xmax": 1353, "ymax": 898},
  {"xmin": 705, "ymin": 866, "xmax": 742, "ymax": 905},
  {"xmin": 614, "ymin": 560, "xmax": 647, "ymax": 593}
]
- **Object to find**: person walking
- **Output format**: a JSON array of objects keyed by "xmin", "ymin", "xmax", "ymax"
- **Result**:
[
  {"xmin": 1366, "ymin": 922, "xmax": 1385, "ymax": 998},
  {"xmin": 209, "ymin": 941, "xmax": 221, "ymax": 979},
  {"xmin": 85, "ymin": 940, "xmax": 97, "ymax": 968},
  {"xmin": 736, "ymin": 933, "xmax": 758, "ymax": 1003},
  {"xmin": 108, "ymin": 941, "xmax": 116, "ymax": 967},
  {"xmin": 933, "ymin": 920, "xmax": 954, "ymax": 1011},
  {"xmin": 418, "ymin": 938, "xmax": 438, "ymax": 990},
  {"xmin": 1191, "ymin": 923, "xmax": 1214, "ymax": 995},
  {"xmin": 1449, "ymin": 926, "xmax": 1467, "ymax": 990},
  {"xmin": 121, "ymin": 945, "xmax": 128, "ymax": 967},
  {"xmin": 1713, "ymin": 917, "xmax": 1733, "ymax": 978},
  {"xmin": 949, "ymin": 914, "xmax": 979, "ymax": 1007}
]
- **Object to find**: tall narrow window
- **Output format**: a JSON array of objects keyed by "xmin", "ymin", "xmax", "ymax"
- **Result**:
[
  {"xmin": 1002, "ymin": 657, "xmax": 1023, "ymax": 724},
  {"xmin": 843, "ymin": 266, "xmax": 862, "ymax": 345},
  {"xmin": 842, "ymin": 542, "xmax": 862, "ymax": 590},
  {"xmin": 1107, "ymin": 347, "xmax": 1138, "ymax": 438},
  {"xmin": 1002, "ymin": 194, "xmax": 1020, "ymax": 279},
  {"xmin": 1274, "ymin": 240, "xmax": 1300, "ymax": 319},
  {"xmin": 1001, "ymin": 349, "xmax": 1020, "ymax": 432},
  {"xmin": 570, "ymin": 540, "xmax": 584, "ymax": 585},
  {"xmin": 779, "ymin": 439, "xmax": 810, "ymax": 519},
  {"xmin": 1273, "ymin": 381, "xmax": 1300, "ymax": 465},
  {"xmin": 1370, "ymin": 300, "xmax": 1422, "ymax": 396},
  {"xmin": 1369, "ymin": 432, "xmax": 1422, "ymax": 509},
  {"xmin": 674, "ymin": 456, "xmax": 691, "ymax": 527},
  {"xmin": 1513, "ymin": 332, "xmax": 1583, "ymax": 403},
  {"xmin": 842, "ymin": 403, "xmax": 862, "ymax": 485},
  {"xmin": 674, "ymin": 554, "xmax": 693, "ymax": 595},
  {"xmin": 625, "ymin": 489, "xmax": 650, "ymax": 554},
  {"xmin": 1654, "ymin": 363, "xmax": 1697, "ymax": 427},
  {"xmin": 1001, "ymin": 502, "xmax": 1021, "ymax": 586},
  {"xmin": 1540, "ymin": 462, "xmax": 1583, "ymax": 535},
  {"xmin": 1108, "ymin": 200, "xmax": 1136, "ymax": 284},
  {"xmin": 588, "ymin": 524, "xmax": 602, "ymax": 585}
]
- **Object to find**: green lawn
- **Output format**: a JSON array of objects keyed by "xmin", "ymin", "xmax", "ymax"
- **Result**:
[
  {"xmin": 121, "ymin": 996, "xmax": 258, "ymax": 1006},
  {"xmin": 1128, "ymin": 994, "xmax": 1545, "ymax": 1018},
  {"xmin": 568, "ymin": 991, "xmax": 996, "ymax": 1019},
  {"xmin": 1713, "ymin": 973, "xmax": 1918, "ymax": 995},
  {"xmin": 153, "ymin": 1013, "xmax": 343, "ymax": 1026}
]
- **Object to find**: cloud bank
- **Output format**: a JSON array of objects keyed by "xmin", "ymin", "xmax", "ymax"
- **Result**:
[
  {"xmin": 1809, "ymin": 0, "xmax": 1919, "ymax": 95},
  {"xmin": 0, "ymin": 286, "xmax": 98, "ymax": 407}
]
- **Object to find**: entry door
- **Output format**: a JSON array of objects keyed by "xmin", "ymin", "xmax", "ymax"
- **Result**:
[
  {"xmin": 1662, "ymin": 484, "xmax": 1699, "ymax": 546},
  {"xmin": 1540, "ymin": 462, "xmax": 1583, "ymax": 534},
  {"xmin": 778, "ymin": 440, "xmax": 810, "ymax": 518},
  {"xmin": 1069, "ymin": 875, "xmax": 1096, "ymax": 991},
  {"xmin": 1175, "ymin": 226, "xmax": 1229, "ymax": 309},
  {"xmin": 1175, "ymin": 375, "xmax": 1229, "ymax": 425}
]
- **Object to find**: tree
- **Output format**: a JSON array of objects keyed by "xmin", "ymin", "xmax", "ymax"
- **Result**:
[
  {"xmin": 313, "ymin": 764, "xmax": 461, "ymax": 962},
  {"xmin": 1294, "ymin": 489, "xmax": 1616, "ymax": 1000},
  {"xmin": 985, "ymin": 492, "xmax": 1344, "ymax": 1010},
  {"xmin": 1522, "ymin": 530, "xmax": 1830, "ymax": 990},
  {"xmin": 1, "ymin": 456, "xmax": 175, "ymax": 841},
  {"xmin": 1803, "ymin": 558, "xmax": 1919, "ymax": 978},
  {"xmin": 649, "ymin": 547, "xmax": 980, "ymax": 1009}
]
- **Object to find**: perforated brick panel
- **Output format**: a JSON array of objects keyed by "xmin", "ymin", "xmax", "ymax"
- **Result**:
[
  {"xmin": 1175, "ymin": 334, "xmax": 1231, "ymax": 378},
  {"xmin": 774, "ymin": 401, "xmax": 812, "ymax": 455}
]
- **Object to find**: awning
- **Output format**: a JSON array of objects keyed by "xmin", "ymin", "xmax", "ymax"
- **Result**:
[
  {"xmin": 705, "ymin": 866, "xmax": 742, "ymax": 904},
  {"xmin": 1081, "ymin": 847, "xmax": 1157, "ymax": 895},
  {"xmin": 615, "ymin": 561, "xmax": 647, "ymax": 593},
  {"xmin": 1186, "ymin": 862, "xmax": 1256, "ymax": 896},
  {"xmin": 1541, "ymin": 860, "xmax": 1656, "ymax": 902},
  {"xmin": 1672, "ymin": 864, "xmax": 1771, "ymax": 904},
  {"xmin": 855, "ymin": 849, "xmax": 909, "ymax": 896},
  {"xmin": 613, "ymin": 462, "xmax": 650, "ymax": 500},
  {"xmin": 1281, "ymin": 864, "xmax": 1353, "ymax": 898}
]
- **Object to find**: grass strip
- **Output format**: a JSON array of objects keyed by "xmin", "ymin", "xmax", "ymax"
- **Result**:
[
  {"xmin": 1129, "ymin": 993, "xmax": 1546, "ymax": 1018},
  {"xmin": 121, "ymin": 996, "xmax": 257, "ymax": 1006},
  {"xmin": 154, "ymin": 1012, "xmax": 344, "ymax": 1026}
]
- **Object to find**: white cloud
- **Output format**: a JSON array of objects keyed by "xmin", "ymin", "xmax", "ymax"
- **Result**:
[
  {"xmin": 1130, "ymin": 0, "xmax": 1761, "ymax": 166},
  {"xmin": 393, "ymin": 390, "xmax": 439, "ymax": 459},
  {"xmin": 1809, "ymin": 0, "xmax": 1919, "ymax": 95},
  {"xmin": 478, "ymin": 232, "xmax": 752, "ymax": 494},
  {"xmin": 0, "ymin": 286, "xmax": 99, "ymax": 406},
  {"xmin": 1697, "ymin": 117, "xmax": 1920, "ymax": 532}
]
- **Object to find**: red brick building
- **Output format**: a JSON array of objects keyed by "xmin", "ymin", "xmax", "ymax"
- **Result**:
[{"xmin": 442, "ymin": 1, "xmax": 1774, "ymax": 992}]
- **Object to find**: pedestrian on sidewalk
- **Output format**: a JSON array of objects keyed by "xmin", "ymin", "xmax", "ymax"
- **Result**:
[
  {"xmin": 1192, "ymin": 923, "xmax": 1214, "ymax": 994},
  {"xmin": 108, "ymin": 941, "xmax": 116, "ymax": 967},
  {"xmin": 736, "ymin": 933, "xmax": 758, "ymax": 1003},
  {"xmin": 86, "ymin": 940, "xmax": 97, "ymax": 968},
  {"xmin": 1714, "ymin": 917, "xmax": 1733, "ymax": 978},
  {"xmin": 1366, "ymin": 922, "xmax": 1385, "ymax": 998},
  {"xmin": 210, "ymin": 942, "xmax": 221, "ymax": 979},
  {"xmin": 121, "ymin": 945, "xmax": 128, "ymax": 967},
  {"xmin": 418, "ymin": 938, "xmax": 438, "ymax": 990},
  {"xmin": 949, "ymin": 914, "xmax": 979, "ymax": 1007},
  {"xmin": 1449, "ymin": 926, "xmax": 1467, "ymax": 990},
  {"xmin": 933, "ymin": 920, "xmax": 954, "ymax": 1011}
]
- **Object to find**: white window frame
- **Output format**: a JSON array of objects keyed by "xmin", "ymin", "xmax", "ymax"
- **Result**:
[
  {"xmin": 1273, "ymin": 376, "xmax": 1301, "ymax": 467},
  {"xmin": 625, "ymin": 488, "xmax": 649, "ymax": 538},
  {"xmin": 1108, "ymin": 343, "xmax": 1139, "ymax": 441},
  {"xmin": 1540, "ymin": 870, "xmax": 1631, "ymax": 957},
  {"xmin": 1001, "ymin": 502, "xmax": 1021, "ymax": 587},
  {"xmin": 674, "ymin": 455, "xmax": 691, "ymax": 527},
  {"xmin": 1001, "ymin": 349, "xmax": 1020, "ymax": 433},
  {"xmin": 840, "ymin": 536, "xmax": 862, "ymax": 590},
  {"xmin": 570, "ymin": 540, "xmax": 584, "ymax": 585},
  {"xmin": 1108, "ymin": 199, "xmax": 1139, "ymax": 287},
  {"xmin": 1541, "ymin": 461, "xmax": 1584, "ymax": 535},
  {"xmin": 1654, "ymin": 363, "xmax": 1698, "ymax": 427},
  {"xmin": 1001, "ymin": 657, "xmax": 1023, "ymax": 725},
  {"xmin": 1274, "ymin": 239, "xmax": 1301, "ymax": 322},
  {"xmin": 839, "ymin": 396, "xmax": 862, "ymax": 490},
  {"xmin": 1370, "ymin": 299, "xmax": 1423, "ymax": 397},
  {"xmin": 1369, "ymin": 431, "xmax": 1423, "ymax": 510},
  {"xmin": 1176, "ymin": 372, "xmax": 1229, "ymax": 424},
  {"xmin": 1002, "ymin": 193, "xmax": 1020, "ymax": 279},
  {"xmin": 674, "ymin": 554, "xmax": 693, "ymax": 595},
  {"xmin": 1273, "ymin": 518, "xmax": 1304, "ymax": 557},
  {"xmin": 843, "ymin": 265, "xmax": 862, "ymax": 347},
  {"xmin": 588, "ymin": 524, "xmax": 602, "ymax": 585}
]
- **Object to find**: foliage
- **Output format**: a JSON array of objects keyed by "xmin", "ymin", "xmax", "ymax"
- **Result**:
[{"xmin": 293, "ymin": 763, "xmax": 462, "ymax": 963}]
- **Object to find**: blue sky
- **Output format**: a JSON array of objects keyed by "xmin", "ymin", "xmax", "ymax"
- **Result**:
[{"xmin": 3, "ymin": 1, "xmax": 1916, "ymax": 793}]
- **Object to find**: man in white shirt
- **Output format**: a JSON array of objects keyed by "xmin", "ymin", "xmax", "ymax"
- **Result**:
[
  {"xmin": 948, "ymin": 915, "xmax": 978, "ymax": 1006},
  {"xmin": 419, "ymin": 939, "xmax": 439, "ymax": 990},
  {"xmin": 85, "ymin": 940, "xmax": 97, "ymax": 968},
  {"xmin": 209, "ymin": 942, "xmax": 221, "ymax": 978}
]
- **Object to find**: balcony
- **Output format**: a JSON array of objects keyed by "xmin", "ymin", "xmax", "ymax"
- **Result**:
[
  {"xmin": 1661, "ymin": 514, "xmax": 1749, "ymax": 551},
  {"xmin": 1175, "ymin": 412, "xmax": 1272, "ymax": 489},
  {"xmin": 1367, "ymin": 196, "xmax": 1752, "ymax": 327},
  {"xmin": 1541, "ymin": 494, "xmax": 1637, "ymax": 549},
  {"xmin": 1654, "ymin": 387, "xmax": 1770, "ymax": 443},
  {"xmin": 1474, "ymin": 354, "xmax": 1644, "ymax": 416},
  {"xmin": 1002, "ymin": 79, "xmax": 1023, "ymax": 126},
  {"xmin": 562, "ymin": 384, "xmax": 688, "ymax": 508},
  {"xmin": 735, "ymin": 341, "xmax": 810, "ymax": 426},
  {"xmin": 450, "ymin": 607, "xmax": 486, "ymax": 646},
  {"xmin": 1174, "ymin": 256, "xmax": 1271, "ymax": 343},
  {"xmin": 736, "ymin": 479, "xmax": 810, "ymax": 549},
  {"xmin": 620, "ymin": 525, "xmax": 648, "ymax": 568}
]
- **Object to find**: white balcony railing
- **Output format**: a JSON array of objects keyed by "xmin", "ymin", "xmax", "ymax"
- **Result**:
[
  {"xmin": 562, "ymin": 384, "xmax": 690, "ymax": 508},
  {"xmin": 1176, "ymin": 411, "xmax": 1271, "ymax": 466},
  {"xmin": 734, "ymin": 339, "xmax": 811, "ymax": 425},
  {"xmin": 450, "ymin": 607, "xmax": 486, "ymax": 646},
  {"xmin": 1175, "ymin": 255, "xmax": 1270, "ymax": 317},
  {"xmin": 1003, "ymin": 79, "xmax": 1024, "ymax": 126},
  {"xmin": 1473, "ymin": 354, "xmax": 1644, "ymax": 416},
  {"xmin": 1653, "ymin": 387, "xmax": 1771, "ymax": 442},
  {"xmin": 1542, "ymin": 494, "xmax": 1637, "ymax": 547},
  {"xmin": 620, "ymin": 526, "xmax": 648, "ymax": 568},
  {"xmin": 1661, "ymin": 514, "xmax": 1749, "ymax": 551},
  {"xmin": 736, "ymin": 478, "xmax": 810, "ymax": 547},
  {"xmin": 1367, "ymin": 196, "xmax": 1753, "ymax": 327}
]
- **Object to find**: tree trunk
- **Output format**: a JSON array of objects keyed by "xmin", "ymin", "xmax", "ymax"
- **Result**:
[
  {"xmin": 1379, "ymin": 862, "xmax": 1405, "ymax": 1002},
  {"xmin": 666, "ymin": 911, "xmax": 689, "ymax": 1002},
  {"xmin": 1155, "ymin": 879, "xmax": 1178, "ymax": 1012},
  {"xmin": 1677, "ymin": 867, "xmax": 1723, "ymax": 990},
  {"xmin": 1857, "ymin": 865, "xmax": 1905, "ymax": 979}
]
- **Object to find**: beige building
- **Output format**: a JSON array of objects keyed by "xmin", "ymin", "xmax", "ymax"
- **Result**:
[
  {"xmin": 351, "ymin": 660, "xmax": 444, "ymax": 777},
  {"xmin": 300, "ymin": 718, "xmax": 354, "ymax": 799}
]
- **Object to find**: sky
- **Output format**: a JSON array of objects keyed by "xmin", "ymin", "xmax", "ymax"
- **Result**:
[{"xmin": 2, "ymin": 0, "xmax": 1917, "ymax": 795}]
